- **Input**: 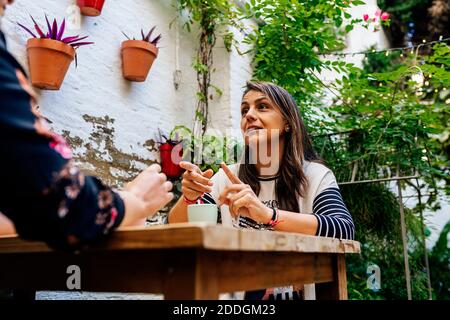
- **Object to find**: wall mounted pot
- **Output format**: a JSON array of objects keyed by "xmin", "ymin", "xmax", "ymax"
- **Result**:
[
  {"xmin": 159, "ymin": 143, "xmax": 183, "ymax": 180},
  {"xmin": 77, "ymin": 0, "xmax": 106, "ymax": 17},
  {"xmin": 27, "ymin": 38, "xmax": 75, "ymax": 90},
  {"xmin": 121, "ymin": 40, "xmax": 158, "ymax": 82}
]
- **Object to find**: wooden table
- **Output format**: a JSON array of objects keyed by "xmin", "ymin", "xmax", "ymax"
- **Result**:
[{"xmin": 0, "ymin": 223, "xmax": 360, "ymax": 300}]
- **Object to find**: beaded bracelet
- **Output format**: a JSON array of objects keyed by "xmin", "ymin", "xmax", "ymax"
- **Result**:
[
  {"xmin": 183, "ymin": 195, "xmax": 203, "ymax": 205},
  {"xmin": 266, "ymin": 207, "xmax": 282, "ymax": 228}
]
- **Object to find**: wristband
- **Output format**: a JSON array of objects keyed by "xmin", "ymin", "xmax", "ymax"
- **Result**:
[
  {"xmin": 183, "ymin": 195, "xmax": 203, "ymax": 205},
  {"xmin": 266, "ymin": 207, "xmax": 282, "ymax": 228}
]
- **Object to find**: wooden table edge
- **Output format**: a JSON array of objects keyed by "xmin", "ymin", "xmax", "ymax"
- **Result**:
[{"xmin": 0, "ymin": 223, "xmax": 361, "ymax": 255}]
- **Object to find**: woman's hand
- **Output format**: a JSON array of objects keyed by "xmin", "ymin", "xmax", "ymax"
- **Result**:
[
  {"xmin": 166, "ymin": 162, "xmax": 214, "ymax": 224},
  {"xmin": 179, "ymin": 161, "xmax": 214, "ymax": 201},
  {"xmin": 119, "ymin": 164, "xmax": 174, "ymax": 227},
  {"xmin": 218, "ymin": 163, "xmax": 272, "ymax": 224}
]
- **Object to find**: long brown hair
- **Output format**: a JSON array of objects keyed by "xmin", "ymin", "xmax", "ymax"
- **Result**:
[{"xmin": 238, "ymin": 81, "xmax": 322, "ymax": 212}]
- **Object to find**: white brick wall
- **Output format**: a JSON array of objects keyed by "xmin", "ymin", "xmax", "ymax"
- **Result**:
[
  {"xmin": 2, "ymin": 0, "xmax": 253, "ymax": 300},
  {"xmin": 3, "ymin": 0, "xmax": 252, "ymax": 185},
  {"xmin": 229, "ymin": 20, "xmax": 255, "ymax": 138}
]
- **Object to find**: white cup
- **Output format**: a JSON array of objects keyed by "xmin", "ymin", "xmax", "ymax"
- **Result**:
[
  {"xmin": 187, "ymin": 204, "xmax": 218, "ymax": 224},
  {"xmin": 220, "ymin": 205, "xmax": 240, "ymax": 228}
]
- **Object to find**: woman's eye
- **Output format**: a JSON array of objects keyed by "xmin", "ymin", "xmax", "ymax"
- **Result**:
[
  {"xmin": 259, "ymin": 103, "xmax": 268, "ymax": 109},
  {"xmin": 241, "ymin": 108, "xmax": 249, "ymax": 116}
]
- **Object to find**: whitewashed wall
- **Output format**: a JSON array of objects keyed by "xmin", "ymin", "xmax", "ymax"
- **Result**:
[
  {"xmin": 3, "ymin": 0, "xmax": 252, "ymax": 187},
  {"xmin": 2, "ymin": 0, "xmax": 253, "ymax": 300},
  {"xmin": 229, "ymin": 21, "xmax": 255, "ymax": 136}
]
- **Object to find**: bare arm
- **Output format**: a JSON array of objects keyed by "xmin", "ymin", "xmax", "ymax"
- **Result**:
[
  {"xmin": 271, "ymin": 210, "xmax": 318, "ymax": 235},
  {"xmin": 167, "ymin": 197, "xmax": 189, "ymax": 223}
]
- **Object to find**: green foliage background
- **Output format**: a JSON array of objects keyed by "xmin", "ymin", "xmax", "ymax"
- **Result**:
[
  {"xmin": 176, "ymin": 0, "xmax": 449, "ymax": 299},
  {"xmin": 242, "ymin": 0, "xmax": 449, "ymax": 300}
]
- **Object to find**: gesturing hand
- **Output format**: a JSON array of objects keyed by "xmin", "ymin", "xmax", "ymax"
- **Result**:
[
  {"xmin": 218, "ymin": 163, "xmax": 271, "ymax": 224},
  {"xmin": 179, "ymin": 161, "xmax": 214, "ymax": 201},
  {"xmin": 124, "ymin": 164, "xmax": 174, "ymax": 216}
]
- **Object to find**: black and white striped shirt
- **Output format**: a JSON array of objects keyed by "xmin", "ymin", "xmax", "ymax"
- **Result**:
[
  {"xmin": 312, "ymin": 187, "xmax": 354, "ymax": 240},
  {"xmin": 200, "ymin": 162, "xmax": 355, "ymax": 300},
  {"xmin": 200, "ymin": 162, "xmax": 355, "ymax": 240}
]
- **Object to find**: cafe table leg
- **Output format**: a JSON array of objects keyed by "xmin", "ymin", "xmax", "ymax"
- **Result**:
[
  {"xmin": 163, "ymin": 249, "xmax": 220, "ymax": 300},
  {"xmin": 315, "ymin": 254, "xmax": 348, "ymax": 300}
]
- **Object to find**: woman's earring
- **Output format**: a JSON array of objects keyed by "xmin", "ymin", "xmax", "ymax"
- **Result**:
[{"xmin": 285, "ymin": 125, "xmax": 291, "ymax": 132}]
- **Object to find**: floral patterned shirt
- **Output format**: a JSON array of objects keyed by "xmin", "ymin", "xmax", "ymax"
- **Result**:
[{"xmin": 0, "ymin": 32, "xmax": 125, "ymax": 249}]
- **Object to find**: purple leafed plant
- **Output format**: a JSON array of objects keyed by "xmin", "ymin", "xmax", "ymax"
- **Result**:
[
  {"xmin": 18, "ymin": 15, "xmax": 94, "ymax": 49},
  {"xmin": 157, "ymin": 128, "xmax": 182, "ymax": 146},
  {"xmin": 122, "ymin": 26, "xmax": 162, "ymax": 47}
]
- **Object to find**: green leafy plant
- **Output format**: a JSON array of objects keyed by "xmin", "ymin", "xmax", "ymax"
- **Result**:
[
  {"xmin": 319, "ymin": 44, "xmax": 449, "ymax": 300},
  {"xmin": 245, "ymin": 0, "xmax": 449, "ymax": 300},
  {"xmin": 428, "ymin": 221, "xmax": 450, "ymax": 300},
  {"xmin": 342, "ymin": 183, "xmax": 430, "ymax": 300},
  {"xmin": 175, "ymin": 0, "xmax": 242, "ymax": 136},
  {"xmin": 169, "ymin": 125, "xmax": 243, "ymax": 173},
  {"xmin": 242, "ymin": 0, "xmax": 364, "ymax": 106},
  {"xmin": 328, "ymin": 43, "xmax": 450, "ymax": 200}
]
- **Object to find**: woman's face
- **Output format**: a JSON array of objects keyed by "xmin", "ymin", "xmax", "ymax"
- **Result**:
[
  {"xmin": 0, "ymin": 0, "xmax": 13, "ymax": 17},
  {"xmin": 240, "ymin": 90, "xmax": 287, "ymax": 147}
]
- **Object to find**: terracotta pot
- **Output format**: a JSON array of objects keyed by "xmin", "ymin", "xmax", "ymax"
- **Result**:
[
  {"xmin": 121, "ymin": 40, "xmax": 158, "ymax": 82},
  {"xmin": 27, "ymin": 38, "xmax": 75, "ymax": 90},
  {"xmin": 160, "ymin": 143, "xmax": 183, "ymax": 179},
  {"xmin": 77, "ymin": 0, "xmax": 105, "ymax": 17}
]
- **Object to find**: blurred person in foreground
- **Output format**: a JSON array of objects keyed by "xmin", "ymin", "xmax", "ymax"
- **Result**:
[{"xmin": 0, "ymin": 0, "xmax": 173, "ymax": 248}]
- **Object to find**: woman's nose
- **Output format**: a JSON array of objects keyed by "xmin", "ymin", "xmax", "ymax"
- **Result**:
[{"xmin": 245, "ymin": 106, "xmax": 258, "ymax": 120}]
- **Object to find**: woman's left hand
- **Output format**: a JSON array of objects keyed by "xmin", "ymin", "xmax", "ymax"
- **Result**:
[{"xmin": 218, "ymin": 163, "xmax": 272, "ymax": 224}]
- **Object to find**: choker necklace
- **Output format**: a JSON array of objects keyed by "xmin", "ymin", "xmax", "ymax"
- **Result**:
[{"xmin": 258, "ymin": 174, "xmax": 279, "ymax": 181}]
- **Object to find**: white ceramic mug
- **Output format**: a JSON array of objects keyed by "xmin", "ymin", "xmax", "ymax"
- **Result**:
[{"xmin": 187, "ymin": 204, "xmax": 218, "ymax": 224}]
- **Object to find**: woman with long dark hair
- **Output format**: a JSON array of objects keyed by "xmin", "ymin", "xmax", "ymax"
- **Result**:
[
  {"xmin": 170, "ymin": 81, "xmax": 354, "ymax": 236},
  {"xmin": 169, "ymin": 81, "xmax": 354, "ymax": 300}
]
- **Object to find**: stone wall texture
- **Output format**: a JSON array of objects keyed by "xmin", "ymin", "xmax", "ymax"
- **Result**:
[
  {"xmin": 3, "ymin": 0, "xmax": 253, "ymax": 300},
  {"xmin": 3, "ymin": 0, "xmax": 252, "ymax": 187}
]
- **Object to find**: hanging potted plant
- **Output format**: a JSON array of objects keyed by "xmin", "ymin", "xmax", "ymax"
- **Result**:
[
  {"xmin": 157, "ymin": 126, "xmax": 191, "ymax": 180},
  {"xmin": 121, "ymin": 27, "xmax": 161, "ymax": 82},
  {"xmin": 18, "ymin": 15, "xmax": 93, "ymax": 90},
  {"xmin": 158, "ymin": 130, "xmax": 183, "ymax": 180},
  {"xmin": 76, "ymin": 0, "xmax": 106, "ymax": 17}
]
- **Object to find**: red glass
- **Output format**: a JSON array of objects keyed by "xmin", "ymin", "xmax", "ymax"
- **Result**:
[{"xmin": 159, "ymin": 143, "xmax": 183, "ymax": 179}]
